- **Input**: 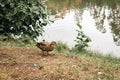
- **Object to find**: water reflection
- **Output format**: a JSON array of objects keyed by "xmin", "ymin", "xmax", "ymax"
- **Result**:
[
  {"xmin": 41, "ymin": 0, "xmax": 120, "ymax": 56},
  {"xmin": 46, "ymin": 0, "xmax": 120, "ymax": 46},
  {"xmin": 108, "ymin": 4, "xmax": 120, "ymax": 46},
  {"xmin": 88, "ymin": 2, "xmax": 120, "ymax": 46}
]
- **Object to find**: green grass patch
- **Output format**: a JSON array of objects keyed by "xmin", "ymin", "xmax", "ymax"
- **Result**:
[
  {"xmin": 54, "ymin": 41, "xmax": 120, "ymax": 64},
  {"xmin": 0, "ymin": 40, "xmax": 36, "ymax": 48},
  {"xmin": 54, "ymin": 41, "xmax": 70, "ymax": 54}
]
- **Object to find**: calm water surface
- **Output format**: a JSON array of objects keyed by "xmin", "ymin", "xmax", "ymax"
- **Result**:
[{"xmin": 39, "ymin": 0, "xmax": 120, "ymax": 57}]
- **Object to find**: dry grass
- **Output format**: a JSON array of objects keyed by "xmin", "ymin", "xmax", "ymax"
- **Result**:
[{"xmin": 0, "ymin": 47, "xmax": 120, "ymax": 80}]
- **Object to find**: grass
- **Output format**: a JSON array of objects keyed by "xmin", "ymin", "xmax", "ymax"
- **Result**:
[
  {"xmin": 0, "ymin": 40, "xmax": 36, "ymax": 48},
  {"xmin": 54, "ymin": 41, "xmax": 70, "ymax": 54},
  {"xmin": 55, "ymin": 42, "xmax": 120, "ymax": 64},
  {"xmin": 0, "ymin": 41, "xmax": 120, "ymax": 80}
]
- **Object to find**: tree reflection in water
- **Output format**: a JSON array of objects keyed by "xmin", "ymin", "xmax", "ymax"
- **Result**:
[
  {"xmin": 108, "ymin": 4, "xmax": 120, "ymax": 46},
  {"xmin": 46, "ymin": 0, "xmax": 120, "ymax": 46}
]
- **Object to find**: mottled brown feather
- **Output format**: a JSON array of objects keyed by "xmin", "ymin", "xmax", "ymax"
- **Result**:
[{"xmin": 36, "ymin": 41, "xmax": 56, "ymax": 55}]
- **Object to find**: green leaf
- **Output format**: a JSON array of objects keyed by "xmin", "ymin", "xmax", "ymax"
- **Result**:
[
  {"xmin": 77, "ymin": 23, "xmax": 82, "ymax": 29},
  {"xmin": 0, "ymin": 0, "xmax": 50, "ymax": 42},
  {"xmin": 0, "ymin": 3, "xmax": 5, "ymax": 7}
]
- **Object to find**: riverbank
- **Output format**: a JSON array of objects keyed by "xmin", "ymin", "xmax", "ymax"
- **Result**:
[{"xmin": 0, "ymin": 41, "xmax": 120, "ymax": 80}]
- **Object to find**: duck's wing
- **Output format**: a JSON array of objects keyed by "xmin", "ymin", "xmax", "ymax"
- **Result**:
[{"xmin": 39, "ymin": 42, "xmax": 50, "ymax": 46}]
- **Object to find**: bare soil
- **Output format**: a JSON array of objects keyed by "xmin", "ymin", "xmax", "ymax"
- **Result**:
[{"xmin": 0, "ymin": 47, "xmax": 120, "ymax": 80}]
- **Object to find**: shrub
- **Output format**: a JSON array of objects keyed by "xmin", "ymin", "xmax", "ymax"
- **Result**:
[{"xmin": 74, "ymin": 23, "xmax": 91, "ymax": 51}]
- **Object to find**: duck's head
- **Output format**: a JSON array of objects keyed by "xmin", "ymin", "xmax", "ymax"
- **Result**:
[{"xmin": 50, "ymin": 41, "xmax": 57, "ymax": 46}]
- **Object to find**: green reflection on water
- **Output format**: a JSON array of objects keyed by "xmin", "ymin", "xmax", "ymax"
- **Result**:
[{"xmin": 46, "ymin": 0, "xmax": 120, "ymax": 46}]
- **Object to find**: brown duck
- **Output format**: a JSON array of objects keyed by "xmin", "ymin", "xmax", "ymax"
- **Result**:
[{"xmin": 36, "ymin": 40, "xmax": 56, "ymax": 55}]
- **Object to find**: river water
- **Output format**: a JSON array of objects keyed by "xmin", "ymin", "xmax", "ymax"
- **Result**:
[{"xmin": 38, "ymin": 0, "xmax": 120, "ymax": 57}]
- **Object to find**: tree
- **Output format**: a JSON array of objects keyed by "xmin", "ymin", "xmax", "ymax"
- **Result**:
[{"xmin": 0, "ymin": 0, "xmax": 50, "ymax": 42}]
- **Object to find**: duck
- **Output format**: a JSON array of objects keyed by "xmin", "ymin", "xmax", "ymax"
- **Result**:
[{"xmin": 36, "ymin": 40, "xmax": 56, "ymax": 55}]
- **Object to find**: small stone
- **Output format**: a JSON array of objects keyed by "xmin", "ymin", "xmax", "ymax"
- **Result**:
[
  {"xmin": 33, "ymin": 63, "xmax": 37, "ymax": 67},
  {"xmin": 15, "ymin": 67, "xmax": 19, "ymax": 70},
  {"xmin": 97, "ymin": 72, "xmax": 103, "ymax": 75}
]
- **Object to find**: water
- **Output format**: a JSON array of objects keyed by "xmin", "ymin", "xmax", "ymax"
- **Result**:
[{"xmin": 38, "ymin": 0, "xmax": 120, "ymax": 57}]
